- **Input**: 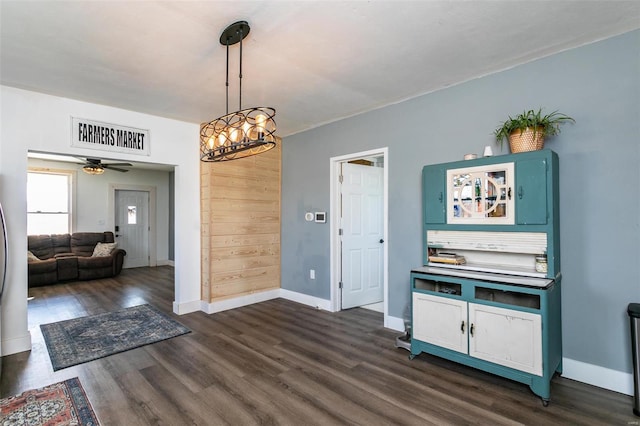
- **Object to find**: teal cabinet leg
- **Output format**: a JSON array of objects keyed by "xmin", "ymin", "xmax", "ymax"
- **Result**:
[{"xmin": 530, "ymin": 376, "xmax": 551, "ymax": 402}]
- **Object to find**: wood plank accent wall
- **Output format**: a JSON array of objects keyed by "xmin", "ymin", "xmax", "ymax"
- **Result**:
[{"xmin": 200, "ymin": 141, "xmax": 281, "ymax": 303}]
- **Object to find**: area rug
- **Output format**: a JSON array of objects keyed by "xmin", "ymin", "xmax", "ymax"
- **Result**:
[
  {"xmin": 0, "ymin": 377, "xmax": 99, "ymax": 425},
  {"xmin": 41, "ymin": 304, "xmax": 190, "ymax": 371}
]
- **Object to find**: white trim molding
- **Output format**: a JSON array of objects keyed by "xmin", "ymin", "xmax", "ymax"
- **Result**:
[
  {"xmin": 280, "ymin": 289, "xmax": 332, "ymax": 311},
  {"xmin": 172, "ymin": 299, "xmax": 202, "ymax": 315},
  {"xmin": 385, "ymin": 315, "xmax": 405, "ymax": 332},
  {"xmin": 562, "ymin": 357, "xmax": 634, "ymax": 396},
  {"xmin": 1, "ymin": 332, "xmax": 32, "ymax": 356},
  {"xmin": 199, "ymin": 289, "xmax": 332, "ymax": 314},
  {"xmin": 202, "ymin": 290, "xmax": 281, "ymax": 314}
]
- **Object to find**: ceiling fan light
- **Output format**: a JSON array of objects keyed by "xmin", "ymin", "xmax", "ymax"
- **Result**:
[{"xmin": 83, "ymin": 164, "xmax": 105, "ymax": 175}]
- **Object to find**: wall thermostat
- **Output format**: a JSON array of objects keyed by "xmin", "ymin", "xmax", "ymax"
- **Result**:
[
  {"xmin": 315, "ymin": 212, "xmax": 326, "ymax": 223},
  {"xmin": 304, "ymin": 212, "xmax": 314, "ymax": 222}
]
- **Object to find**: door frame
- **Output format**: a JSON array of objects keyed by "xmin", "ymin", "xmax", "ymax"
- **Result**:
[
  {"xmin": 108, "ymin": 184, "xmax": 157, "ymax": 267},
  {"xmin": 329, "ymin": 147, "xmax": 389, "ymax": 325}
]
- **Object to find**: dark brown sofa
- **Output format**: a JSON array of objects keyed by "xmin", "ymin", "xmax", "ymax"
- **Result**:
[{"xmin": 28, "ymin": 232, "xmax": 126, "ymax": 287}]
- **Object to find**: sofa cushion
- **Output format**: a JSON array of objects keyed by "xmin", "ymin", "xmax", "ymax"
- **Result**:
[
  {"xmin": 51, "ymin": 234, "xmax": 72, "ymax": 256},
  {"xmin": 71, "ymin": 232, "xmax": 109, "ymax": 257},
  {"xmin": 28, "ymin": 234, "xmax": 54, "ymax": 259},
  {"xmin": 77, "ymin": 256, "xmax": 113, "ymax": 280},
  {"xmin": 27, "ymin": 257, "xmax": 58, "ymax": 287},
  {"xmin": 56, "ymin": 256, "xmax": 79, "ymax": 281},
  {"xmin": 92, "ymin": 242, "xmax": 118, "ymax": 257}
]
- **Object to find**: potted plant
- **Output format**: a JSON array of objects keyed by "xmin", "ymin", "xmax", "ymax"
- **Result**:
[{"xmin": 494, "ymin": 108, "xmax": 575, "ymax": 153}]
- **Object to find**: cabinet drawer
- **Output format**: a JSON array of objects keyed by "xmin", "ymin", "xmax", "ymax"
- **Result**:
[
  {"xmin": 413, "ymin": 278, "xmax": 461, "ymax": 296},
  {"xmin": 475, "ymin": 287, "xmax": 540, "ymax": 310}
]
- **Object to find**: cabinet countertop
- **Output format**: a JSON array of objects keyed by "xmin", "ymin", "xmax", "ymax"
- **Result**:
[{"xmin": 411, "ymin": 265, "xmax": 556, "ymax": 288}]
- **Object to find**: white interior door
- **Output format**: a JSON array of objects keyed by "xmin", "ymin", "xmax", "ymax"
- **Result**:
[
  {"xmin": 115, "ymin": 190, "xmax": 149, "ymax": 268},
  {"xmin": 341, "ymin": 162, "xmax": 384, "ymax": 309}
]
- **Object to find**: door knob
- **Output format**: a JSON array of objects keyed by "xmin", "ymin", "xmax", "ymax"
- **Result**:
[{"xmin": 379, "ymin": 239, "xmax": 384, "ymax": 243}]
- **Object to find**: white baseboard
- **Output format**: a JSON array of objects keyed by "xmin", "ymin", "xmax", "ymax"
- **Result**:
[
  {"xmin": 385, "ymin": 315, "xmax": 405, "ymax": 332},
  {"xmin": 361, "ymin": 302, "xmax": 384, "ymax": 313},
  {"xmin": 279, "ymin": 289, "xmax": 331, "ymax": 311},
  {"xmin": 197, "ymin": 288, "xmax": 332, "ymax": 314},
  {"xmin": 172, "ymin": 299, "xmax": 202, "ymax": 315},
  {"xmin": 2, "ymin": 332, "xmax": 32, "ymax": 356},
  {"xmin": 202, "ymin": 289, "xmax": 281, "ymax": 314},
  {"xmin": 562, "ymin": 357, "xmax": 634, "ymax": 396}
]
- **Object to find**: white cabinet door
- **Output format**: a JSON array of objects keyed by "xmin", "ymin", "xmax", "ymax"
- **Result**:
[
  {"xmin": 468, "ymin": 303, "xmax": 542, "ymax": 375},
  {"xmin": 413, "ymin": 293, "xmax": 468, "ymax": 354}
]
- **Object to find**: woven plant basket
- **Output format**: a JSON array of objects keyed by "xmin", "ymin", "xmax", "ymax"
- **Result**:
[{"xmin": 508, "ymin": 127, "xmax": 545, "ymax": 153}]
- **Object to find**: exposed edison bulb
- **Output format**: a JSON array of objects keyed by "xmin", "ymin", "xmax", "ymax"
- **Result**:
[
  {"xmin": 207, "ymin": 136, "xmax": 215, "ymax": 150},
  {"xmin": 229, "ymin": 127, "xmax": 240, "ymax": 143},
  {"xmin": 242, "ymin": 120, "xmax": 251, "ymax": 140},
  {"xmin": 217, "ymin": 132, "xmax": 226, "ymax": 147},
  {"xmin": 256, "ymin": 114, "xmax": 266, "ymax": 138}
]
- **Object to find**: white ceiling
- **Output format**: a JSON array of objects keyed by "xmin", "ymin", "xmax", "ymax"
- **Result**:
[{"xmin": 2, "ymin": 1, "xmax": 639, "ymax": 139}]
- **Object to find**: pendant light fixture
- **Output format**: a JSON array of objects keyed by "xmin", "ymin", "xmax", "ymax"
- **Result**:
[{"xmin": 200, "ymin": 21, "xmax": 276, "ymax": 162}]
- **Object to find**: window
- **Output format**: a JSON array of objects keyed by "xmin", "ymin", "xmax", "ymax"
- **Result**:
[
  {"xmin": 127, "ymin": 206, "xmax": 137, "ymax": 224},
  {"xmin": 27, "ymin": 171, "xmax": 72, "ymax": 235}
]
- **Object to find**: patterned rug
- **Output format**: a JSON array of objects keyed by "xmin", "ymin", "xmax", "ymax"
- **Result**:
[
  {"xmin": 41, "ymin": 304, "xmax": 190, "ymax": 371},
  {"xmin": 0, "ymin": 377, "xmax": 99, "ymax": 425}
]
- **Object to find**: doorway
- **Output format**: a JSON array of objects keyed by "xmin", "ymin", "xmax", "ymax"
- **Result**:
[
  {"xmin": 110, "ymin": 184, "xmax": 157, "ymax": 268},
  {"xmin": 330, "ymin": 148, "xmax": 389, "ymax": 325}
]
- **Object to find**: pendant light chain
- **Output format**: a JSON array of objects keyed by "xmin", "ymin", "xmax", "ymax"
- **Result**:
[
  {"xmin": 225, "ymin": 40, "xmax": 230, "ymax": 115},
  {"xmin": 238, "ymin": 26, "xmax": 243, "ymax": 112}
]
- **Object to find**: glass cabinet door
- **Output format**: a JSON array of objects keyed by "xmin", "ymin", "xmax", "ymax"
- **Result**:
[{"xmin": 447, "ymin": 162, "xmax": 514, "ymax": 224}]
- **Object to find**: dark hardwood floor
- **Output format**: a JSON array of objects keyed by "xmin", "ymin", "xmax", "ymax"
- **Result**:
[{"xmin": 2, "ymin": 266, "xmax": 635, "ymax": 425}]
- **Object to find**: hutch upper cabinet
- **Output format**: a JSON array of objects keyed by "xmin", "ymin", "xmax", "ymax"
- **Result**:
[
  {"xmin": 425, "ymin": 153, "xmax": 552, "ymax": 224},
  {"xmin": 412, "ymin": 149, "xmax": 561, "ymax": 405}
]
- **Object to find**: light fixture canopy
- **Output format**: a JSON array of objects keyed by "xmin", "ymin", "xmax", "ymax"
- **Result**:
[
  {"xmin": 82, "ymin": 164, "xmax": 105, "ymax": 175},
  {"xmin": 200, "ymin": 21, "xmax": 277, "ymax": 162}
]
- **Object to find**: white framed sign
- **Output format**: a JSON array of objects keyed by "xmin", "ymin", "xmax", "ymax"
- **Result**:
[{"xmin": 71, "ymin": 117, "xmax": 150, "ymax": 156}]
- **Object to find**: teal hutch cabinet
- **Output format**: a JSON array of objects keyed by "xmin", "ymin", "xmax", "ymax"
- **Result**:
[{"xmin": 411, "ymin": 149, "xmax": 561, "ymax": 405}]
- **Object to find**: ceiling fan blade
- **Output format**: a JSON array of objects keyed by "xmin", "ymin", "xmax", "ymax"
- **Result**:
[
  {"xmin": 103, "ymin": 165, "xmax": 129, "ymax": 173},
  {"xmin": 103, "ymin": 162, "xmax": 132, "ymax": 167}
]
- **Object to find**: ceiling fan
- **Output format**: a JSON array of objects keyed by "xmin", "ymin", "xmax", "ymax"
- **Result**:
[{"xmin": 75, "ymin": 157, "xmax": 132, "ymax": 175}]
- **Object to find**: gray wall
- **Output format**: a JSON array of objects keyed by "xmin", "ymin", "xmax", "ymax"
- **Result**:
[{"xmin": 281, "ymin": 30, "xmax": 640, "ymax": 374}]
